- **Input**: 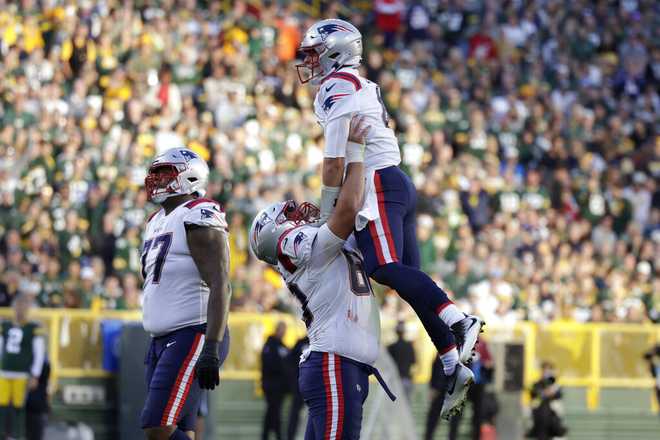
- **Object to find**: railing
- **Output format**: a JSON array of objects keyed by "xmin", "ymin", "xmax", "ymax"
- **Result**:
[{"xmin": 1, "ymin": 308, "xmax": 657, "ymax": 411}]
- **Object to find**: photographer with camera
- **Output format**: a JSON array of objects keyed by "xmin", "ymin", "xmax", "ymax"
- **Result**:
[
  {"xmin": 643, "ymin": 345, "xmax": 660, "ymax": 416},
  {"xmin": 527, "ymin": 361, "xmax": 567, "ymax": 440}
]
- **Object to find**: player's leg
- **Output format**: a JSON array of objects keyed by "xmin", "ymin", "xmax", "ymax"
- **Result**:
[
  {"xmin": 299, "ymin": 352, "xmax": 327, "ymax": 440},
  {"xmin": 360, "ymin": 167, "xmax": 482, "ymax": 362},
  {"xmin": 336, "ymin": 358, "xmax": 370, "ymax": 440},
  {"xmin": 300, "ymin": 352, "xmax": 368, "ymax": 440},
  {"xmin": 0, "ymin": 375, "xmax": 10, "ymax": 436},
  {"xmin": 400, "ymin": 176, "xmax": 421, "ymax": 271},
  {"xmin": 355, "ymin": 168, "xmax": 457, "ymax": 355},
  {"xmin": 143, "ymin": 326, "xmax": 229, "ymax": 440},
  {"xmin": 358, "ymin": 168, "xmax": 452, "ymax": 303},
  {"xmin": 10, "ymin": 376, "xmax": 28, "ymax": 439},
  {"xmin": 403, "ymin": 175, "xmax": 485, "ymax": 362},
  {"xmin": 141, "ymin": 328, "xmax": 205, "ymax": 440}
]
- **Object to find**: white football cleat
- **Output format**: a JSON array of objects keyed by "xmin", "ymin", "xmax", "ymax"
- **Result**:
[
  {"xmin": 440, "ymin": 363, "xmax": 474, "ymax": 420},
  {"xmin": 452, "ymin": 315, "xmax": 484, "ymax": 364}
]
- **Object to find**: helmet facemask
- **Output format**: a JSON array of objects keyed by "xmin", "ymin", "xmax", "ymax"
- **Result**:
[
  {"xmin": 278, "ymin": 200, "xmax": 320, "ymax": 225},
  {"xmin": 145, "ymin": 163, "xmax": 184, "ymax": 203},
  {"xmin": 296, "ymin": 46, "xmax": 325, "ymax": 84}
]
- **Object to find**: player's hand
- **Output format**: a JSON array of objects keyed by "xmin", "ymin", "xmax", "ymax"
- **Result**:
[
  {"xmin": 28, "ymin": 376, "xmax": 39, "ymax": 391},
  {"xmin": 348, "ymin": 115, "xmax": 370, "ymax": 145},
  {"xmin": 195, "ymin": 340, "xmax": 221, "ymax": 390}
]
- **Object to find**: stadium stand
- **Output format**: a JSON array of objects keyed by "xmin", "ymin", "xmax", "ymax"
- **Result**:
[{"xmin": 0, "ymin": 0, "xmax": 657, "ymax": 325}]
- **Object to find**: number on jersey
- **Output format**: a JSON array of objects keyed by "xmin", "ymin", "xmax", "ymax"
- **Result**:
[
  {"xmin": 342, "ymin": 249, "xmax": 372, "ymax": 296},
  {"xmin": 140, "ymin": 232, "xmax": 173, "ymax": 284},
  {"xmin": 6, "ymin": 327, "xmax": 23, "ymax": 354},
  {"xmin": 288, "ymin": 283, "xmax": 314, "ymax": 328}
]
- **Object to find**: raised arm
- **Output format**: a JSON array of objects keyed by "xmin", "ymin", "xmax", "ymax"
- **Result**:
[
  {"xmin": 320, "ymin": 114, "xmax": 351, "ymax": 223},
  {"xmin": 187, "ymin": 226, "xmax": 231, "ymax": 390},
  {"xmin": 326, "ymin": 116, "xmax": 370, "ymax": 239}
]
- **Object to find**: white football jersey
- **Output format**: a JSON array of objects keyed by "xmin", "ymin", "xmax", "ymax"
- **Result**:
[
  {"xmin": 314, "ymin": 67, "xmax": 401, "ymax": 172},
  {"xmin": 276, "ymin": 224, "xmax": 381, "ymax": 365},
  {"xmin": 141, "ymin": 198, "xmax": 229, "ymax": 336}
]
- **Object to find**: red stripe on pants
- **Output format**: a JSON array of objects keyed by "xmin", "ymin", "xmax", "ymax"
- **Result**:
[
  {"xmin": 322, "ymin": 353, "xmax": 333, "ymax": 440},
  {"xmin": 334, "ymin": 355, "xmax": 344, "ymax": 439},
  {"xmin": 160, "ymin": 333, "xmax": 203, "ymax": 426},
  {"xmin": 374, "ymin": 171, "xmax": 399, "ymax": 262},
  {"xmin": 439, "ymin": 343, "xmax": 457, "ymax": 355},
  {"xmin": 368, "ymin": 221, "xmax": 386, "ymax": 265},
  {"xmin": 435, "ymin": 301, "xmax": 454, "ymax": 314}
]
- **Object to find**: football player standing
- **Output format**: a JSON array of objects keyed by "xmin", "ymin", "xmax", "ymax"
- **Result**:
[
  {"xmin": 140, "ymin": 148, "xmax": 231, "ymax": 440},
  {"xmin": 297, "ymin": 19, "xmax": 482, "ymax": 418}
]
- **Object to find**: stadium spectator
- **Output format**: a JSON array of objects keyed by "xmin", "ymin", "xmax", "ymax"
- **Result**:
[
  {"xmin": 0, "ymin": 294, "xmax": 46, "ymax": 440},
  {"xmin": 260, "ymin": 322, "xmax": 289, "ymax": 440},
  {"xmin": 25, "ymin": 359, "xmax": 50, "ymax": 440},
  {"xmin": 527, "ymin": 361, "xmax": 567, "ymax": 440},
  {"xmin": 643, "ymin": 345, "xmax": 660, "ymax": 416},
  {"xmin": 0, "ymin": 0, "xmax": 656, "ymax": 327},
  {"xmin": 387, "ymin": 321, "xmax": 417, "ymax": 401}
]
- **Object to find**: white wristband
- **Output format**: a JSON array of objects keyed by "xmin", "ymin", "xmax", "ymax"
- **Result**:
[
  {"xmin": 345, "ymin": 141, "xmax": 365, "ymax": 163},
  {"xmin": 320, "ymin": 185, "xmax": 341, "ymax": 223}
]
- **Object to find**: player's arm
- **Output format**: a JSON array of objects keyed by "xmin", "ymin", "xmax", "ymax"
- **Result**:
[
  {"xmin": 326, "ymin": 116, "xmax": 370, "ymax": 240},
  {"xmin": 309, "ymin": 117, "xmax": 370, "ymax": 266},
  {"xmin": 322, "ymin": 115, "xmax": 367, "ymax": 222},
  {"xmin": 319, "ymin": 83, "xmax": 361, "ymax": 224},
  {"xmin": 29, "ymin": 328, "xmax": 46, "ymax": 390},
  {"xmin": 187, "ymin": 225, "xmax": 231, "ymax": 390}
]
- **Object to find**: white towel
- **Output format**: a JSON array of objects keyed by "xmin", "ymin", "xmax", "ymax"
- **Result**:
[{"xmin": 356, "ymin": 169, "xmax": 379, "ymax": 231}]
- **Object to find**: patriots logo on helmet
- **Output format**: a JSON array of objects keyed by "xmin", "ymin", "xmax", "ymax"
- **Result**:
[
  {"xmin": 252, "ymin": 212, "xmax": 271, "ymax": 243},
  {"xmin": 323, "ymin": 93, "xmax": 349, "ymax": 111},
  {"xmin": 180, "ymin": 150, "xmax": 198, "ymax": 161},
  {"xmin": 317, "ymin": 23, "xmax": 353, "ymax": 40},
  {"xmin": 293, "ymin": 232, "xmax": 306, "ymax": 254}
]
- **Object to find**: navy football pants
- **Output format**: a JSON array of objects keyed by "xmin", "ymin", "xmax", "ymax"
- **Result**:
[
  {"xmin": 141, "ymin": 325, "xmax": 230, "ymax": 431},
  {"xmin": 354, "ymin": 166, "xmax": 456, "ymax": 353},
  {"xmin": 299, "ymin": 352, "xmax": 370, "ymax": 440}
]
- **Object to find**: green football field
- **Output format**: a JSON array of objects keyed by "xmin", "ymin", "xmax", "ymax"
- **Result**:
[
  {"xmin": 49, "ymin": 379, "xmax": 659, "ymax": 439},
  {"xmin": 204, "ymin": 381, "xmax": 660, "ymax": 440}
]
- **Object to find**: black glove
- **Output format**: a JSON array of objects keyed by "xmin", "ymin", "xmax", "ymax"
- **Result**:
[{"xmin": 195, "ymin": 340, "xmax": 220, "ymax": 390}]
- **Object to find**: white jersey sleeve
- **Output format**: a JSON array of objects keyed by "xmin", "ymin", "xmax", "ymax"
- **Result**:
[{"xmin": 182, "ymin": 199, "xmax": 228, "ymax": 231}]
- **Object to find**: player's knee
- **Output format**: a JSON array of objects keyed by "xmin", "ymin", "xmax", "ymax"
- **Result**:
[{"xmin": 371, "ymin": 262, "xmax": 406, "ymax": 287}]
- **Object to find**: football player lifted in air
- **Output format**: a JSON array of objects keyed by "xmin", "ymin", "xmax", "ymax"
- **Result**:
[
  {"xmin": 140, "ymin": 147, "xmax": 231, "ymax": 440},
  {"xmin": 297, "ymin": 19, "xmax": 483, "ymax": 418},
  {"xmin": 250, "ymin": 117, "xmax": 396, "ymax": 439}
]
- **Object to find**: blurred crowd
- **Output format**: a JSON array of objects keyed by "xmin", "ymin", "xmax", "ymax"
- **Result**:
[{"xmin": 0, "ymin": 1, "xmax": 657, "ymax": 324}]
